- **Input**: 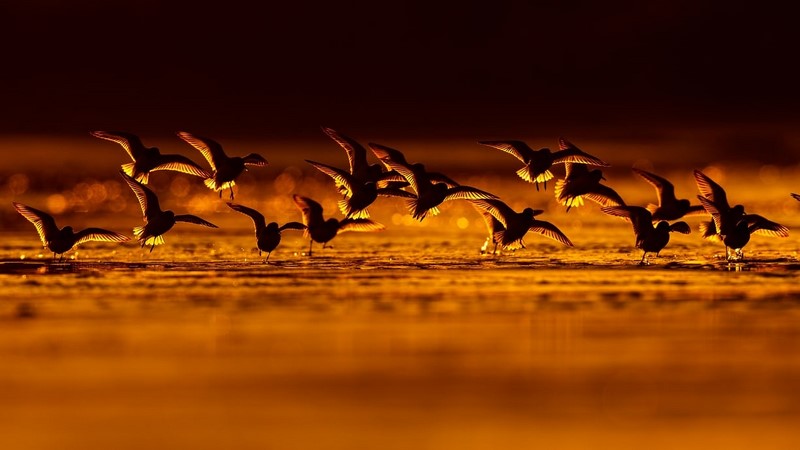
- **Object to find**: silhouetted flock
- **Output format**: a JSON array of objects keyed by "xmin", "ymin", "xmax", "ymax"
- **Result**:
[{"xmin": 10, "ymin": 128, "xmax": 797, "ymax": 264}]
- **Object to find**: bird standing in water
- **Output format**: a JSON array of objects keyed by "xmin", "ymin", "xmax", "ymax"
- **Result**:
[
  {"xmin": 120, "ymin": 171, "xmax": 218, "ymax": 252},
  {"xmin": 471, "ymin": 199, "xmax": 573, "ymax": 255},
  {"xmin": 602, "ymin": 205, "xmax": 691, "ymax": 264},
  {"xmin": 177, "ymin": 131, "xmax": 268, "ymax": 200},
  {"xmin": 632, "ymin": 168, "xmax": 706, "ymax": 221},
  {"xmin": 478, "ymin": 138, "xmax": 609, "ymax": 191},
  {"xmin": 91, "ymin": 131, "xmax": 210, "ymax": 184},
  {"xmin": 13, "ymin": 202, "xmax": 129, "ymax": 261},
  {"xmin": 292, "ymin": 195, "xmax": 385, "ymax": 256},
  {"xmin": 227, "ymin": 202, "xmax": 305, "ymax": 262}
]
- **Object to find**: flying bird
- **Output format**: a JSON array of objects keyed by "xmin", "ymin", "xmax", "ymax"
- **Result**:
[
  {"xmin": 120, "ymin": 171, "xmax": 218, "ymax": 252},
  {"xmin": 12, "ymin": 202, "xmax": 129, "ymax": 261},
  {"xmin": 91, "ymin": 131, "xmax": 210, "ymax": 184},
  {"xmin": 478, "ymin": 138, "xmax": 609, "ymax": 191},
  {"xmin": 471, "ymin": 199, "xmax": 572, "ymax": 255},
  {"xmin": 177, "ymin": 131, "xmax": 268, "ymax": 200},
  {"xmin": 554, "ymin": 163, "xmax": 625, "ymax": 212},
  {"xmin": 370, "ymin": 143, "xmax": 498, "ymax": 220},
  {"xmin": 602, "ymin": 205, "xmax": 690, "ymax": 264},
  {"xmin": 226, "ymin": 202, "xmax": 305, "ymax": 262},
  {"xmin": 632, "ymin": 168, "xmax": 706, "ymax": 221},
  {"xmin": 792, "ymin": 193, "xmax": 800, "ymax": 201},
  {"xmin": 292, "ymin": 195, "xmax": 385, "ymax": 256},
  {"xmin": 321, "ymin": 127, "xmax": 407, "ymax": 189}
]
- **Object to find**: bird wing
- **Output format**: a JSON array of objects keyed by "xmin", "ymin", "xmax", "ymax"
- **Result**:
[
  {"xmin": 529, "ymin": 220, "xmax": 574, "ymax": 247},
  {"xmin": 306, "ymin": 160, "xmax": 356, "ymax": 196},
  {"xmin": 176, "ymin": 131, "xmax": 226, "ymax": 171},
  {"xmin": 470, "ymin": 199, "xmax": 514, "ymax": 228},
  {"xmin": 696, "ymin": 195, "xmax": 723, "ymax": 232},
  {"xmin": 120, "ymin": 171, "xmax": 161, "ymax": 217},
  {"xmin": 669, "ymin": 221, "xmax": 692, "ymax": 234},
  {"xmin": 278, "ymin": 221, "xmax": 306, "ymax": 232},
  {"xmin": 443, "ymin": 186, "xmax": 499, "ymax": 202},
  {"xmin": 428, "ymin": 172, "xmax": 460, "ymax": 188},
  {"xmin": 632, "ymin": 168, "xmax": 675, "ymax": 205},
  {"xmin": 792, "ymin": 193, "xmax": 800, "ymax": 201},
  {"xmin": 150, "ymin": 154, "xmax": 211, "ymax": 178},
  {"xmin": 90, "ymin": 130, "xmax": 145, "ymax": 160},
  {"xmin": 693, "ymin": 169, "xmax": 730, "ymax": 210},
  {"xmin": 337, "ymin": 218, "xmax": 386, "ymax": 234},
  {"xmin": 684, "ymin": 204, "xmax": 709, "ymax": 216},
  {"xmin": 174, "ymin": 214, "xmax": 218, "ymax": 228},
  {"xmin": 322, "ymin": 127, "xmax": 369, "ymax": 175},
  {"xmin": 368, "ymin": 143, "xmax": 410, "ymax": 167},
  {"xmin": 376, "ymin": 187, "xmax": 417, "ymax": 199},
  {"xmin": 292, "ymin": 195, "xmax": 324, "ymax": 226},
  {"xmin": 373, "ymin": 155, "xmax": 419, "ymax": 194},
  {"xmin": 558, "ymin": 137, "xmax": 581, "ymax": 151},
  {"xmin": 227, "ymin": 202, "xmax": 266, "ymax": 231},
  {"xmin": 12, "ymin": 202, "xmax": 59, "ymax": 245},
  {"xmin": 585, "ymin": 184, "xmax": 626, "ymax": 207},
  {"xmin": 476, "ymin": 140, "xmax": 532, "ymax": 163},
  {"xmin": 74, "ymin": 228, "xmax": 130, "ymax": 245},
  {"xmin": 552, "ymin": 147, "xmax": 610, "ymax": 167},
  {"xmin": 744, "ymin": 214, "xmax": 789, "ymax": 237},
  {"xmin": 601, "ymin": 205, "xmax": 651, "ymax": 237}
]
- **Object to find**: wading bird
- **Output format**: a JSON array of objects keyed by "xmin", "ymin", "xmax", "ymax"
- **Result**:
[
  {"xmin": 120, "ymin": 171, "xmax": 218, "ymax": 252},
  {"xmin": 478, "ymin": 138, "xmax": 609, "ymax": 191},
  {"xmin": 321, "ymin": 127, "xmax": 407, "ymax": 190},
  {"xmin": 602, "ymin": 205, "xmax": 690, "ymax": 264},
  {"xmin": 632, "ymin": 168, "xmax": 705, "ymax": 221},
  {"xmin": 12, "ymin": 202, "xmax": 129, "ymax": 261},
  {"xmin": 91, "ymin": 131, "xmax": 210, "ymax": 184},
  {"xmin": 177, "ymin": 131, "xmax": 268, "ymax": 200},
  {"xmin": 226, "ymin": 203, "xmax": 305, "ymax": 262},
  {"xmin": 471, "ymin": 199, "xmax": 573, "ymax": 255},
  {"xmin": 554, "ymin": 163, "xmax": 625, "ymax": 212},
  {"xmin": 370, "ymin": 143, "xmax": 498, "ymax": 221},
  {"xmin": 292, "ymin": 195, "xmax": 385, "ymax": 256}
]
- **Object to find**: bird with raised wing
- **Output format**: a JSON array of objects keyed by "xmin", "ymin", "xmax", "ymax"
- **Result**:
[
  {"xmin": 632, "ymin": 168, "xmax": 705, "ymax": 221},
  {"xmin": 554, "ymin": 163, "xmax": 625, "ymax": 212},
  {"xmin": 370, "ymin": 143, "xmax": 498, "ymax": 221},
  {"xmin": 177, "ymin": 131, "xmax": 268, "ymax": 200},
  {"xmin": 479, "ymin": 138, "xmax": 609, "ymax": 191},
  {"xmin": 91, "ymin": 131, "xmax": 210, "ymax": 184},
  {"xmin": 472, "ymin": 199, "xmax": 573, "ymax": 255},
  {"xmin": 292, "ymin": 195, "xmax": 385, "ymax": 256},
  {"xmin": 227, "ymin": 202, "xmax": 305, "ymax": 262},
  {"xmin": 602, "ymin": 205, "xmax": 690, "ymax": 264},
  {"xmin": 321, "ymin": 127, "xmax": 407, "ymax": 190},
  {"xmin": 120, "ymin": 171, "xmax": 218, "ymax": 252},
  {"xmin": 12, "ymin": 202, "xmax": 129, "ymax": 260}
]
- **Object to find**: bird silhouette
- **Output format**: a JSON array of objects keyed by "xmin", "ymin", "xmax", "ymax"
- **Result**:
[
  {"xmin": 91, "ymin": 131, "xmax": 210, "ymax": 184},
  {"xmin": 554, "ymin": 163, "xmax": 625, "ymax": 212},
  {"xmin": 369, "ymin": 143, "xmax": 497, "ymax": 220},
  {"xmin": 177, "ymin": 131, "xmax": 268, "ymax": 200},
  {"xmin": 602, "ymin": 205, "xmax": 690, "ymax": 264},
  {"xmin": 120, "ymin": 171, "xmax": 218, "ymax": 252},
  {"xmin": 632, "ymin": 168, "xmax": 706, "ymax": 221},
  {"xmin": 292, "ymin": 195, "xmax": 385, "ymax": 256},
  {"xmin": 306, "ymin": 159, "xmax": 415, "ymax": 219},
  {"xmin": 471, "ymin": 199, "xmax": 573, "ymax": 255},
  {"xmin": 321, "ymin": 127, "xmax": 407, "ymax": 189},
  {"xmin": 478, "ymin": 138, "xmax": 609, "ymax": 191},
  {"xmin": 226, "ymin": 202, "xmax": 305, "ymax": 262},
  {"xmin": 12, "ymin": 202, "xmax": 129, "ymax": 261},
  {"xmin": 792, "ymin": 193, "xmax": 800, "ymax": 201}
]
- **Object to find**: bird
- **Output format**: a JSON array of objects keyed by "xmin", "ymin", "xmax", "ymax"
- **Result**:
[
  {"xmin": 793, "ymin": 193, "xmax": 800, "ymax": 201},
  {"xmin": 632, "ymin": 168, "xmax": 706, "ymax": 221},
  {"xmin": 292, "ymin": 195, "xmax": 385, "ymax": 256},
  {"xmin": 226, "ymin": 202, "xmax": 305, "ymax": 262},
  {"xmin": 554, "ymin": 162, "xmax": 625, "ymax": 212},
  {"xmin": 321, "ymin": 127, "xmax": 407, "ymax": 189},
  {"xmin": 12, "ymin": 202, "xmax": 129, "ymax": 261},
  {"xmin": 91, "ymin": 131, "xmax": 210, "ymax": 184},
  {"xmin": 471, "ymin": 199, "xmax": 573, "ymax": 255},
  {"xmin": 478, "ymin": 138, "xmax": 610, "ymax": 191},
  {"xmin": 369, "ymin": 143, "xmax": 498, "ymax": 221},
  {"xmin": 120, "ymin": 171, "xmax": 219, "ymax": 252},
  {"xmin": 694, "ymin": 169, "xmax": 788, "ymax": 260},
  {"xmin": 602, "ymin": 205, "xmax": 691, "ymax": 264},
  {"xmin": 176, "ymin": 131, "xmax": 268, "ymax": 200}
]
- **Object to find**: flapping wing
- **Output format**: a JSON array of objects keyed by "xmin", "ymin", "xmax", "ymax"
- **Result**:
[
  {"xmin": 602, "ymin": 205, "xmax": 651, "ymax": 238},
  {"xmin": 174, "ymin": 214, "xmax": 218, "ymax": 228},
  {"xmin": 12, "ymin": 202, "xmax": 58, "ymax": 245},
  {"xmin": 90, "ymin": 131, "xmax": 145, "ymax": 160},
  {"xmin": 693, "ymin": 169, "xmax": 730, "ymax": 210},
  {"xmin": 477, "ymin": 140, "xmax": 532, "ymax": 163},
  {"xmin": 585, "ymin": 184, "xmax": 625, "ymax": 207},
  {"xmin": 278, "ymin": 221, "xmax": 306, "ymax": 232},
  {"xmin": 696, "ymin": 195, "xmax": 724, "ymax": 232},
  {"xmin": 529, "ymin": 220, "xmax": 574, "ymax": 247},
  {"xmin": 176, "ymin": 131, "xmax": 226, "ymax": 171},
  {"xmin": 443, "ymin": 186, "xmax": 499, "ymax": 202},
  {"xmin": 74, "ymin": 228, "xmax": 130, "ymax": 245},
  {"xmin": 292, "ymin": 195, "xmax": 324, "ymax": 225},
  {"xmin": 322, "ymin": 127, "xmax": 368, "ymax": 175},
  {"xmin": 428, "ymin": 172, "xmax": 460, "ymax": 188},
  {"xmin": 632, "ymin": 168, "xmax": 675, "ymax": 205},
  {"xmin": 306, "ymin": 160, "xmax": 355, "ymax": 196},
  {"xmin": 470, "ymin": 199, "xmax": 514, "ymax": 228},
  {"xmin": 151, "ymin": 154, "xmax": 211, "ymax": 178},
  {"xmin": 669, "ymin": 221, "xmax": 692, "ymax": 234},
  {"xmin": 337, "ymin": 218, "xmax": 385, "ymax": 234},
  {"xmin": 745, "ymin": 214, "xmax": 789, "ymax": 237},
  {"xmin": 227, "ymin": 202, "xmax": 266, "ymax": 230},
  {"xmin": 792, "ymin": 193, "xmax": 799, "ymax": 201},
  {"xmin": 376, "ymin": 187, "xmax": 417, "ymax": 199},
  {"xmin": 120, "ymin": 171, "xmax": 160, "ymax": 217},
  {"xmin": 552, "ymin": 147, "xmax": 610, "ymax": 167},
  {"xmin": 368, "ymin": 143, "xmax": 410, "ymax": 167}
]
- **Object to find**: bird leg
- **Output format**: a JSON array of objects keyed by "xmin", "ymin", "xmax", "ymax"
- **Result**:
[
  {"xmin": 639, "ymin": 251, "xmax": 648, "ymax": 265},
  {"xmin": 543, "ymin": 180, "xmax": 547, "ymax": 191},
  {"xmin": 229, "ymin": 188, "xmax": 235, "ymax": 201},
  {"xmin": 535, "ymin": 181, "xmax": 540, "ymax": 192},
  {"xmin": 265, "ymin": 252, "xmax": 271, "ymax": 263},
  {"xmin": 307, "ymin": 240, "xmax": 313, "ymax": 256},
  {"xmin": 150, "ymin": 243, "xmax": 155, "ymax": 253}
]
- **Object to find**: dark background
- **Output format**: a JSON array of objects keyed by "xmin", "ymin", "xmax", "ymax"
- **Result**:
[{"xmin": 2, "ymin": 1, "xmax": 798, "ymax": 142}]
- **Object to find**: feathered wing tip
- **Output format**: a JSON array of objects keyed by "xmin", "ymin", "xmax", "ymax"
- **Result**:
[
  {"xmin": 406, "ymin": 199, "xmax": 440, "ymax": 221},
  {"xmin": 669, "ymin": 221, "xmax": 692, "ymax": 234},
  {"xmin": 133, "ymin": 228, "xmax": 165, "ymax": 246},
  {"xmin": 645, "ymin": 203, "xmax": 659, "ymax": 215},
  {"xmin": 515, "ymin": 166, "xmax": 553, "ymax": 184},
  {"xmin": 121, "ymin": 162, "xmax": 137, "ymax": 178},
  {"xmin": 792, "ymin": 193, "xmax": 800, "ymax": 201},
  {"xmin": 337, "ymin": 199, "xmax": 370, "ymax": 219},
  {"xmin": 205, "ymin": 178, "xmax": 235, "ymax": 192},
  {"xmin": 555, "ymin": 179, "xmax": 584, "ymax": 208},
  {"xmin": 133, "ymin": 226, "xmax": 145, "ymax": 239},
  {"xmin": 120, "ymin": 163, "xmax": 149, "ymax": 184},
  {"xmin": 698, "ymin": 221, "xmax": 720, "ymax": 242}
]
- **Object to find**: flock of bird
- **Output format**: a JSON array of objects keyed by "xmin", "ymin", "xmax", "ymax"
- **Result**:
[{"xmin": 9, "ymin": 128, "xmax": 798, "ymax": 264}]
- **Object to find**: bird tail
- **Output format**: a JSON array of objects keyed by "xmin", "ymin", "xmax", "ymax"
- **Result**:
[
  {"xmin": 122, "ymin": 163, "xmax": 148, "ymax": 184},
  {"xmin": 407, "ymin": 199, "xmax": 439, "ymax": 221},
  {"xmin": 133, "ymin": 226, "xmax": 145, "ymax": 239},
  {"xmin": 205, "ymin": 178, "xmax": 235, "ymax": 191},
  {"xmin": 133, "ymin": 227, "xmax": 165, "ymax": 246},
  {"xmin": 121, "ymin": 162, "xmax": 136, "ymax": 178},
  {"xmin": 338, "ymin": 199, "xmax": 370, "ymax": 219}
]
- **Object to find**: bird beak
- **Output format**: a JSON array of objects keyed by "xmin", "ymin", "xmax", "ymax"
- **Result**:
[{"xmin": 601, "ymin": 175, "xmax": 607, "ymax": 181}]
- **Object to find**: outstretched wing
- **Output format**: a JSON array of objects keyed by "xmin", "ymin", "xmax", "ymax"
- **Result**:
[
  {"xmin": 174, "ymin": 214, "xmax": 218, "ymax": 228},
  {"xmin": 176, "ymin": 131, "xmax": 227, "ymax": 171},
  {"xmin": 322, "ymin": 127, "xmax": 369, "ymax": 175},
  {"xmin": 585, "ymin": 184, "xmax": 625, "ymax": 207},
  {"xmin": 669, "ymin": 221, "xmax": 692, "ymax": 234},
  {"xmin": 151, "ymin": 154, "xmax": 211, "ymax": 178},
  {"xmin": 306, "ymin": 160, "xmax": 356, "ymax": 196},
  {"xmin": 337, "ymin": 218, "xmax": 385, "ymax": 234},
  {"xmin": 74, "ymin": 228, "xmax": 130, "ymax": 245},
  {"xmin": 792, "ymin": 193, "xmax": 800, "ymax": 201},
  {"xmin": 632, "ymin": 168, "xmax": 675, "ymax": 205},
  {"xmin": 292, "ymin": 195, "xmax": 324, "ymax": 225},
  {"xmin": 227, "ymin": 202, "xmax": 266, "ymax": 231},
  {"xmin": 369, "ymin": 144, "xmax": 419, "ymax": 194},
  {"xmin": 696, "ymin": 195, "xmax": 723, "ymax": 231},
  {"xmin": 693, "ymin": 169, "xmax": 730, "ymax": 210},
  {"xmin": 602, "ymin": 205, "xmax": 651, "ymax": 238},
  {"xmin": 552, "ymin": 147, "xmax": 610, "ymax": 167},
  {"xmin": 90, "ymin": 130, "xmax": 145, "ymax": 160},
  {"xmin": 428, "ymin": 172, "xmax": 460, "ymax": 188},
  {"xmin": 278, "ymin": 221, "xmax": 306, "ymax": 232},
  {"xmin": 443, "ymin": 186, "xmax": 499, "ymax": 202},
  {"xmin": 470, "ymin": 199, "xmax": 515, "ymax": 228},
  {"xmin": 744, "ymin": 214, "xmax": 789, "ymax": 237},
  {"xmin": 529, "ymin": 220, "xmax": 574, "ymax": 246},
  {"xmin": 376, "ymin": 187, "xmax": 416, "ymax": 199},
  {"xmin": 12, "ymin": 202, "xmax": 59, "ymax": 245},
  {"xmin": 120, "ymin": 171, "xmax": 161, "ymax": 217},
  {"xmin": 477, "ymin": 140, "xmax": 533, "ymax": 163}
]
